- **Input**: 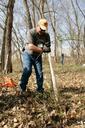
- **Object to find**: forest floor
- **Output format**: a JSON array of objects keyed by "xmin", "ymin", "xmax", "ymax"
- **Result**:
[{"xmin": 0, "ymin": 59, "xmax": 85, "ymax": 128}]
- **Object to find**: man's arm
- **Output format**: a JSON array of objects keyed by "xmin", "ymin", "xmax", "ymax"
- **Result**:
[
  {"xmin": 25, "ymin": 29, "xmax": 43, "ymax": 53},
  {"xmin": 26, "ymin": 43, "xmax": 43, "ymax": 53}
]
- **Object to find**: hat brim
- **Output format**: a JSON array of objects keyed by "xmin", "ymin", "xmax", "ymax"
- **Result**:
[{"xmin": 39, "ymin": 25, "xmax": 47, "ymax": 31}]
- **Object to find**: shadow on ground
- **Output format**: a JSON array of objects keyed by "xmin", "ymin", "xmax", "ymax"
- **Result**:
[
  {"xmin": 0, "ymin": 89, "xmax": 52, "ymax": 113},
  {"xmin": 60, "ymin": 86, "xmax": 85, "ymax": 94}
]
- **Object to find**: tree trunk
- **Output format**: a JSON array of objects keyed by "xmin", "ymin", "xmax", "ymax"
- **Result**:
[
  {"xmin": 1, "ymin": 0, "xmax": 15, "ymax": 73},
  {"xmin": 46, "ymin": 0, "xmax": 58, "ymax": 61},
  {"xmin": 1, "ymin": 15, "xmax": 7, "ymax": 70},
  {"xmin": 83, "ymin": 25, "xmax": 85, "ymax": 61},
  {"xmin": 31, "ymin": 0, "xmax": 36, "ymax": 27},
  {"xmin": 40, "ymin": 0, "xmax": 45, "ymax": 18},
  {"xmin": 23, "ymin": 0, "xmax": 32, "ymax": 29},
  {"xmin": 71, "ymin": 0, "xmax": 81, "ymax": 63}
]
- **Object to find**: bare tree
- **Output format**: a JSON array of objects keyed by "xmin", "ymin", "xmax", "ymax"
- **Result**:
[
  {"xmin": 23, "ymin": 0, "xmax": 32, "ymax": 29},
  {"xmin": 76, "ymin": 0, "xmax": 85, "ymax": 19},
  {"xmin": 46, "ymin": 0, "xmax": 58, "ymax": 61},
  {"xmin": 76, "ymin": 0, "xmax": 85, "ymax": 60},
  {"xmin": 31, "ymin": 0, "xmax": 36, "ymax": 27},
  {"xmin": 58, "ymin": 0, "xmax": 84, "ymax": 63},
  {"xmin": 71, "ymin": 0, "xmax": 81, "ymax": 63},
  {"xmin": 40, "ymin": 0, "xmax": 45, "ymax": 18},
  {"xmin": 1, "ymin": 0, "xmax": 15, "ymax": 73},
  {"xmin": 84, "ymin": 26, "xmax": 85, "ymax": 48}
]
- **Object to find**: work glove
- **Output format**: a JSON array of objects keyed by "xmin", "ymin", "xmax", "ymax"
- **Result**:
[
  {"xmin": 37, "ymin": 44, "xmax": 44, "ymax": 49},
  {"xmin": 43, "ymin": 45, "xmax": 51, "ymax": 53}
]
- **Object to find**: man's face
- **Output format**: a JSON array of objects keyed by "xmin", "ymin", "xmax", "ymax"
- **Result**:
[{"xmin": 37, "ymin": 26, "xmax": 45, "ymax": 35}]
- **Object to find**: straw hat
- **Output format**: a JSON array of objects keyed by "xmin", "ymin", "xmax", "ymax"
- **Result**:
[{"xmin": 38, "ymin": 18, "xmax": 48, "ymax": 30}]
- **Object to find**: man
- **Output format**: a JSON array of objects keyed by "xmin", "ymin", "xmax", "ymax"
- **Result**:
[{"xmin": 19, "ymin": 18, "xmax": 51, "ymax": 94}]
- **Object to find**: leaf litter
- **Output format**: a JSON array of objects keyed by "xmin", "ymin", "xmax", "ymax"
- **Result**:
[{"xmin": 0, "ymin": 64, "xmax": 85, "ymax": 128}]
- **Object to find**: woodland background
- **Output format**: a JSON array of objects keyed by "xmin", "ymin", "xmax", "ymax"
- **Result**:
[{"xmin": 0, "ymin": 0, "xmax": 85, "ymax": 128}]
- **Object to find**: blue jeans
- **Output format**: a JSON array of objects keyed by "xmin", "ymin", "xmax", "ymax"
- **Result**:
[{"xmin": 20, "ymin": 50, "xmax": 43, "ymax": 91}]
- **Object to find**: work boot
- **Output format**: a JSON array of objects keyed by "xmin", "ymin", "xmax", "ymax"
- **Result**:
[
  {"xmin": 36, "ymin": 88, "xmax": 44, "ymax": 93},
  {"xmin": 16, "ymin": 86, "xmax": 26, "ymax": 96}
]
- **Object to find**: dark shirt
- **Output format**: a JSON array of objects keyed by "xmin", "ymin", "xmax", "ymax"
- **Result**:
[{"xmin": 26, "ymin": 28, "xmax": 51, "ymax": 54}]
